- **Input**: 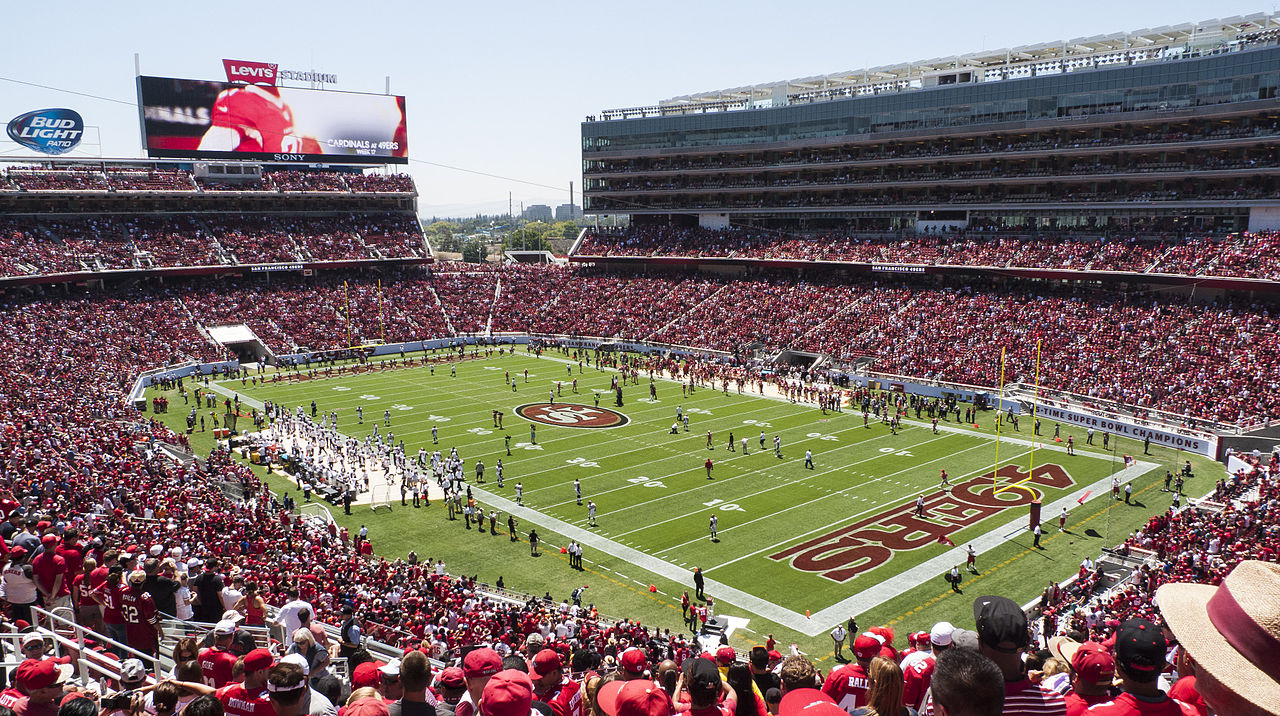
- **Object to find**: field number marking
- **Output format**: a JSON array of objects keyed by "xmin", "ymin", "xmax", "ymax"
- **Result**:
[
  {"xmin": 627, "ymin": 476, "xmax": 666, "ymax": 488},
  {"xmin": 703, "ymin": 498, "xmax": 745, "ymax": 512},
  {"xmin": 566, "ymin": 457, "xmax": 600, "ymax": 468}
]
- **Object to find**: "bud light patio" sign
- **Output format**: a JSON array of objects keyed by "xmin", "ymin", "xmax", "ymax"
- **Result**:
[{"xmin": 7, "ymin": 108, "xmax": 85, "ymax": 155}]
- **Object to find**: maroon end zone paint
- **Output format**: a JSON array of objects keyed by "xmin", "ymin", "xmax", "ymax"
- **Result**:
[{"xmin": 769, "ymin": 464, "xmax": 1075, "ymax": 582}]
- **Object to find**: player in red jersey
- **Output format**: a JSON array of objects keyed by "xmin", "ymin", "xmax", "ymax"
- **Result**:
[
  {"xmin": 198, "ymin": 84, "xmax": 319, "ymax": 155},
  {"xmin": 120, "ymin": 570, "xmax": 161, "ymax": 659}
]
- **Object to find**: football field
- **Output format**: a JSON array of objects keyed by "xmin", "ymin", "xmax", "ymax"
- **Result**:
[{"xmin": 169, "ymin": 347, "xmax": 1180, "ymax": 651}]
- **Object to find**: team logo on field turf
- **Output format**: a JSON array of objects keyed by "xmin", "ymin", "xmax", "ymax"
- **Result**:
[
  {"xmin": 515, "ymin": 403, "xmax": 629, "ymax": 429},
  {"xmin": 770, "ymin": 463, "xmax": 1075, "ymax": 583}
]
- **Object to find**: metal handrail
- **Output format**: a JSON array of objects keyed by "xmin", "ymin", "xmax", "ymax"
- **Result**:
[{"xmin": 31, "ymin": 606, "xmax": 158, "ymax": 686}]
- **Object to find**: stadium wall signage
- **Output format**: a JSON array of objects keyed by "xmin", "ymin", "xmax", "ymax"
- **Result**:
[
  {"xmin": 770, "ymin": 464, "xmax": 1073, "ymax": 582},
  {"xmin": 1032, "ymin": 405, "xmax": 1216, "ymax": 457},
  {"xmin": 870, "ymin": 264, "xmax": 926, "ymax": 274},
  {"xmin": 6, "ymin": 109, "xmax": 84, "ymax": 155},
  {"xmin": 222, "ymin": 59, "xmax": 337, "ymax": 85},
  {"xmin": 249, "ymin": 263, "xmax": 304, "ymax": 272},
  {"xmin": 515, "ymin": 403, "xmax": 629, "ymax": 429}
]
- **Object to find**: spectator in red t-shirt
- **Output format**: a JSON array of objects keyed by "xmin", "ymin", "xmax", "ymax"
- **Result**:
[{"xmin": 31, "ymin": 534, "xmax": 69, "ymax": 612}]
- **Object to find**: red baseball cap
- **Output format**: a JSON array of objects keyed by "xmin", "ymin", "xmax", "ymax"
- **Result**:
[
  {"xmin": 596, "ymin": 680, "xmax": 627, "ymax": 716},
  {"xmin": 463, "ymin": 648, "xmax": 503, "ymax": 679},
  {"xmin": 612, "ymin": 679, "xmax": 673, "ymax": 716},
  {"xmin": 853, "ymin": 635, "xmax": 880, "ymax": 660},
  {"xmin": 480, "ymin": 669, "xmax": 534, "ymax": 716},
  {"xmin": 243, "ymin": 648, "xmax": 275, "ymax": 673},
  {"xmin": 353, "ymin": 661, "xmax": 385, "ymax": 689},
  {"xmin": 1071, "ymin": 642, "xmax": 1115, "ymax": 686},
  {"xmin": 15, "ymin": 659, "xmax": 72, "ymax": 691},
  {"xmin": 778, "ymin": 689, "xmax": 843, "ymax": 716},
  {"xmin": 438, "ymin": 667, "xmax": 466, "ymax": 689},
  {"xmin": 714, "ymin": 646, "xmax": 736, "ymax": 665},
  {"xmin": 530, "ymin": 649, "xmax": 562, "ymax": 677},
  {"xmin": 619, "ymin": 648, "xmax": 647, "ymax": 675}
]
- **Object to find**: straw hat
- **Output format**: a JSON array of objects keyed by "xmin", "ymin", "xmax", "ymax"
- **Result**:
[{"xmin": 1157, "ymin": 560, "xmax": 1280, "ymax": 715}]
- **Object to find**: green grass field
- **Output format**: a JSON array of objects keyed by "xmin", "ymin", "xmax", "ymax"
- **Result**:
[{"xmin": 147, "ymin": 347, "xmax": 1211, "ymax": 662}]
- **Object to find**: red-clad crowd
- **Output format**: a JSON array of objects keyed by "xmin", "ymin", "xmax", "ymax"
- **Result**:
[
  {"xmin": 0, "ymin": 265, "xmax": 1276, "ymax": 716},
  {"xmin": 0, "ymin": 214, "xmax": 425, "ymax": 276},
  {"xmin": 1, "ymin": 166, "xmax": 414, "ymax": 195},
  {"xmin": 575, "ymin": 228, "xmax": 1280, "ymax": 281}
]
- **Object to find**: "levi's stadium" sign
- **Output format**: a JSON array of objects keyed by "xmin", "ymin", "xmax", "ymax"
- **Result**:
[{"xmin": 222, "ymin": 59, "xmax": 337, "ymax": 86}]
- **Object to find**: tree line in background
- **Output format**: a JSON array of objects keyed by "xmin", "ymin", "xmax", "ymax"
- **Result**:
[{"xmin": 423, "ymin": 216, "xmax": 586, "ymax": 262}]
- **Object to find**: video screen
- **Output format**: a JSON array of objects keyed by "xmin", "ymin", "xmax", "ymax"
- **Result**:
[{"xmin": 137, "ymin": 76, "xmax": 408, "ymax": 164}]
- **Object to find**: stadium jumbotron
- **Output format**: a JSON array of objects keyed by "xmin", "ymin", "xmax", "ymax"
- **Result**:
[{"xmin": 0, "ymin": 9, "xmax": 1277, "ymax": 716}]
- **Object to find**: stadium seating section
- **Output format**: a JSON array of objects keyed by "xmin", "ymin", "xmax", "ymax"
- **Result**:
[{"xmin": 575, "ymin": 227, "xmax": 1280, "ymax": 281}]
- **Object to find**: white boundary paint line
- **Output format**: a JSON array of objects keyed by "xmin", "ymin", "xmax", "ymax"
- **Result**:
[{"xmin": 204, "ymin": 376, "xmax": 1159, "ymax": 636}]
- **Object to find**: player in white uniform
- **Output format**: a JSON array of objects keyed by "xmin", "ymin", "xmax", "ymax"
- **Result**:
[
  {"xmin": 587, "ymin": 500, "xmax": 597, "ymax": 527},
  {"xmin": 709, "ymin": 513, "xmax": 718, "ymax": 541}
]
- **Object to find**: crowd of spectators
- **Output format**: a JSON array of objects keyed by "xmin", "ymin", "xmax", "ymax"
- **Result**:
[
  {"xmin": 34, "ymin": 265, "xmax": 1258, "ymax": 424},
  {"xmin": 576, "ymin": 227, "xmax": 1280, "ymax": 281},
  {"xmin": 0, "ymin": 213, "xmax": 426, "ymax": 276},
  {"xmin": 1, "ymin": 166, "xmax": 416, "ymax": 195},
  {"xmin": 0, "ymin": 269, "xmax": 1276, "ymax": 716}
]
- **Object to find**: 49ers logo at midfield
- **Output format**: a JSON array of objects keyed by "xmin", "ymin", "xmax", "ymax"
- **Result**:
[{"xmin": 515, "ymin": 403, "xmax": 629, "ymax": 429}]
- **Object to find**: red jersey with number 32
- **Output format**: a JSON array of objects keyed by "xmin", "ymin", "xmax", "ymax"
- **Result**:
[{"xmin": 120, "ymin": 585, "xmax": 158, "ymax": 651}]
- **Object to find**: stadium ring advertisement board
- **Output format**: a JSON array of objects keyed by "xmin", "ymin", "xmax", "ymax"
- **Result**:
[{"xmin": 137, "ymin": 76, "xmax": 407, "ymax": 165}]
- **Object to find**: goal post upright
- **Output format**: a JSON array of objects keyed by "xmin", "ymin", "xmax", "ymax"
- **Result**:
[
  {"xmin": 993, "ymin": 346, "xmax": 1005, "ymax": 491},
  {"xmin": 996, "ymin": 338, "xmax": 1042, "ymax": 496}
]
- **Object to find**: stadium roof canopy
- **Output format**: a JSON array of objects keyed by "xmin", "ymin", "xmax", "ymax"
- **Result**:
[{"xmin": 596, "ymin": 14, "xmax": 1278, "ymax": 120}]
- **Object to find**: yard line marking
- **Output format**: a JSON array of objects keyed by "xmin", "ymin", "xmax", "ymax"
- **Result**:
[
  {"xmin": 608, "ymin": 431, "xmax": 964, "ymax": 539},
  {"xmin": 704, "ymin": 448, "xmax": 1035, "ymax": 572},
  {"xmin": 650, "ymin": 440, "xmax": 1000, "ymax": 554},
  {"xmin": 539, "ymin": 422, "xmax": 940, "ymax": 513}
]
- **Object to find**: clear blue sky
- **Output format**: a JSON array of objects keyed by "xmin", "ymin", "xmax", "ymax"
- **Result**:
[{"xmin": 0, "ymin": 0, "xmax": 1268, "ymax": 217}]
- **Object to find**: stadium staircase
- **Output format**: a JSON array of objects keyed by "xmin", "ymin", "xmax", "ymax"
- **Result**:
[
  {"xmin": 486, "ymin": 276, "xmax": 501, "ymax": 335},
  {"xmin": 568, "ymin": 228, "xmax": 588, "ymax": 256},
  {"xmin": 646, "ymin": 283, "xmax": 731, "ymax": 341},
  {"xmin": 426, "ymin": 285, "xmax": 457, "ymax": 336},
  {"xmin": 176, "ymin": 298, "xmax": 222, "ymax": 353},
  {"xmin": 797, "ymin": 292, "xmax": 876, "ymax": 343}
]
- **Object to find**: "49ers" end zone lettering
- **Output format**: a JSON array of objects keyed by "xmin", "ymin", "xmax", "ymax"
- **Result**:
[
  {"xmin": 769, "ymin": 464, "xmax": 1074, "ymax": 583},
  {"xmin": 515, "ymin": 403, "xmax": 630, "ymax": 429}
]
